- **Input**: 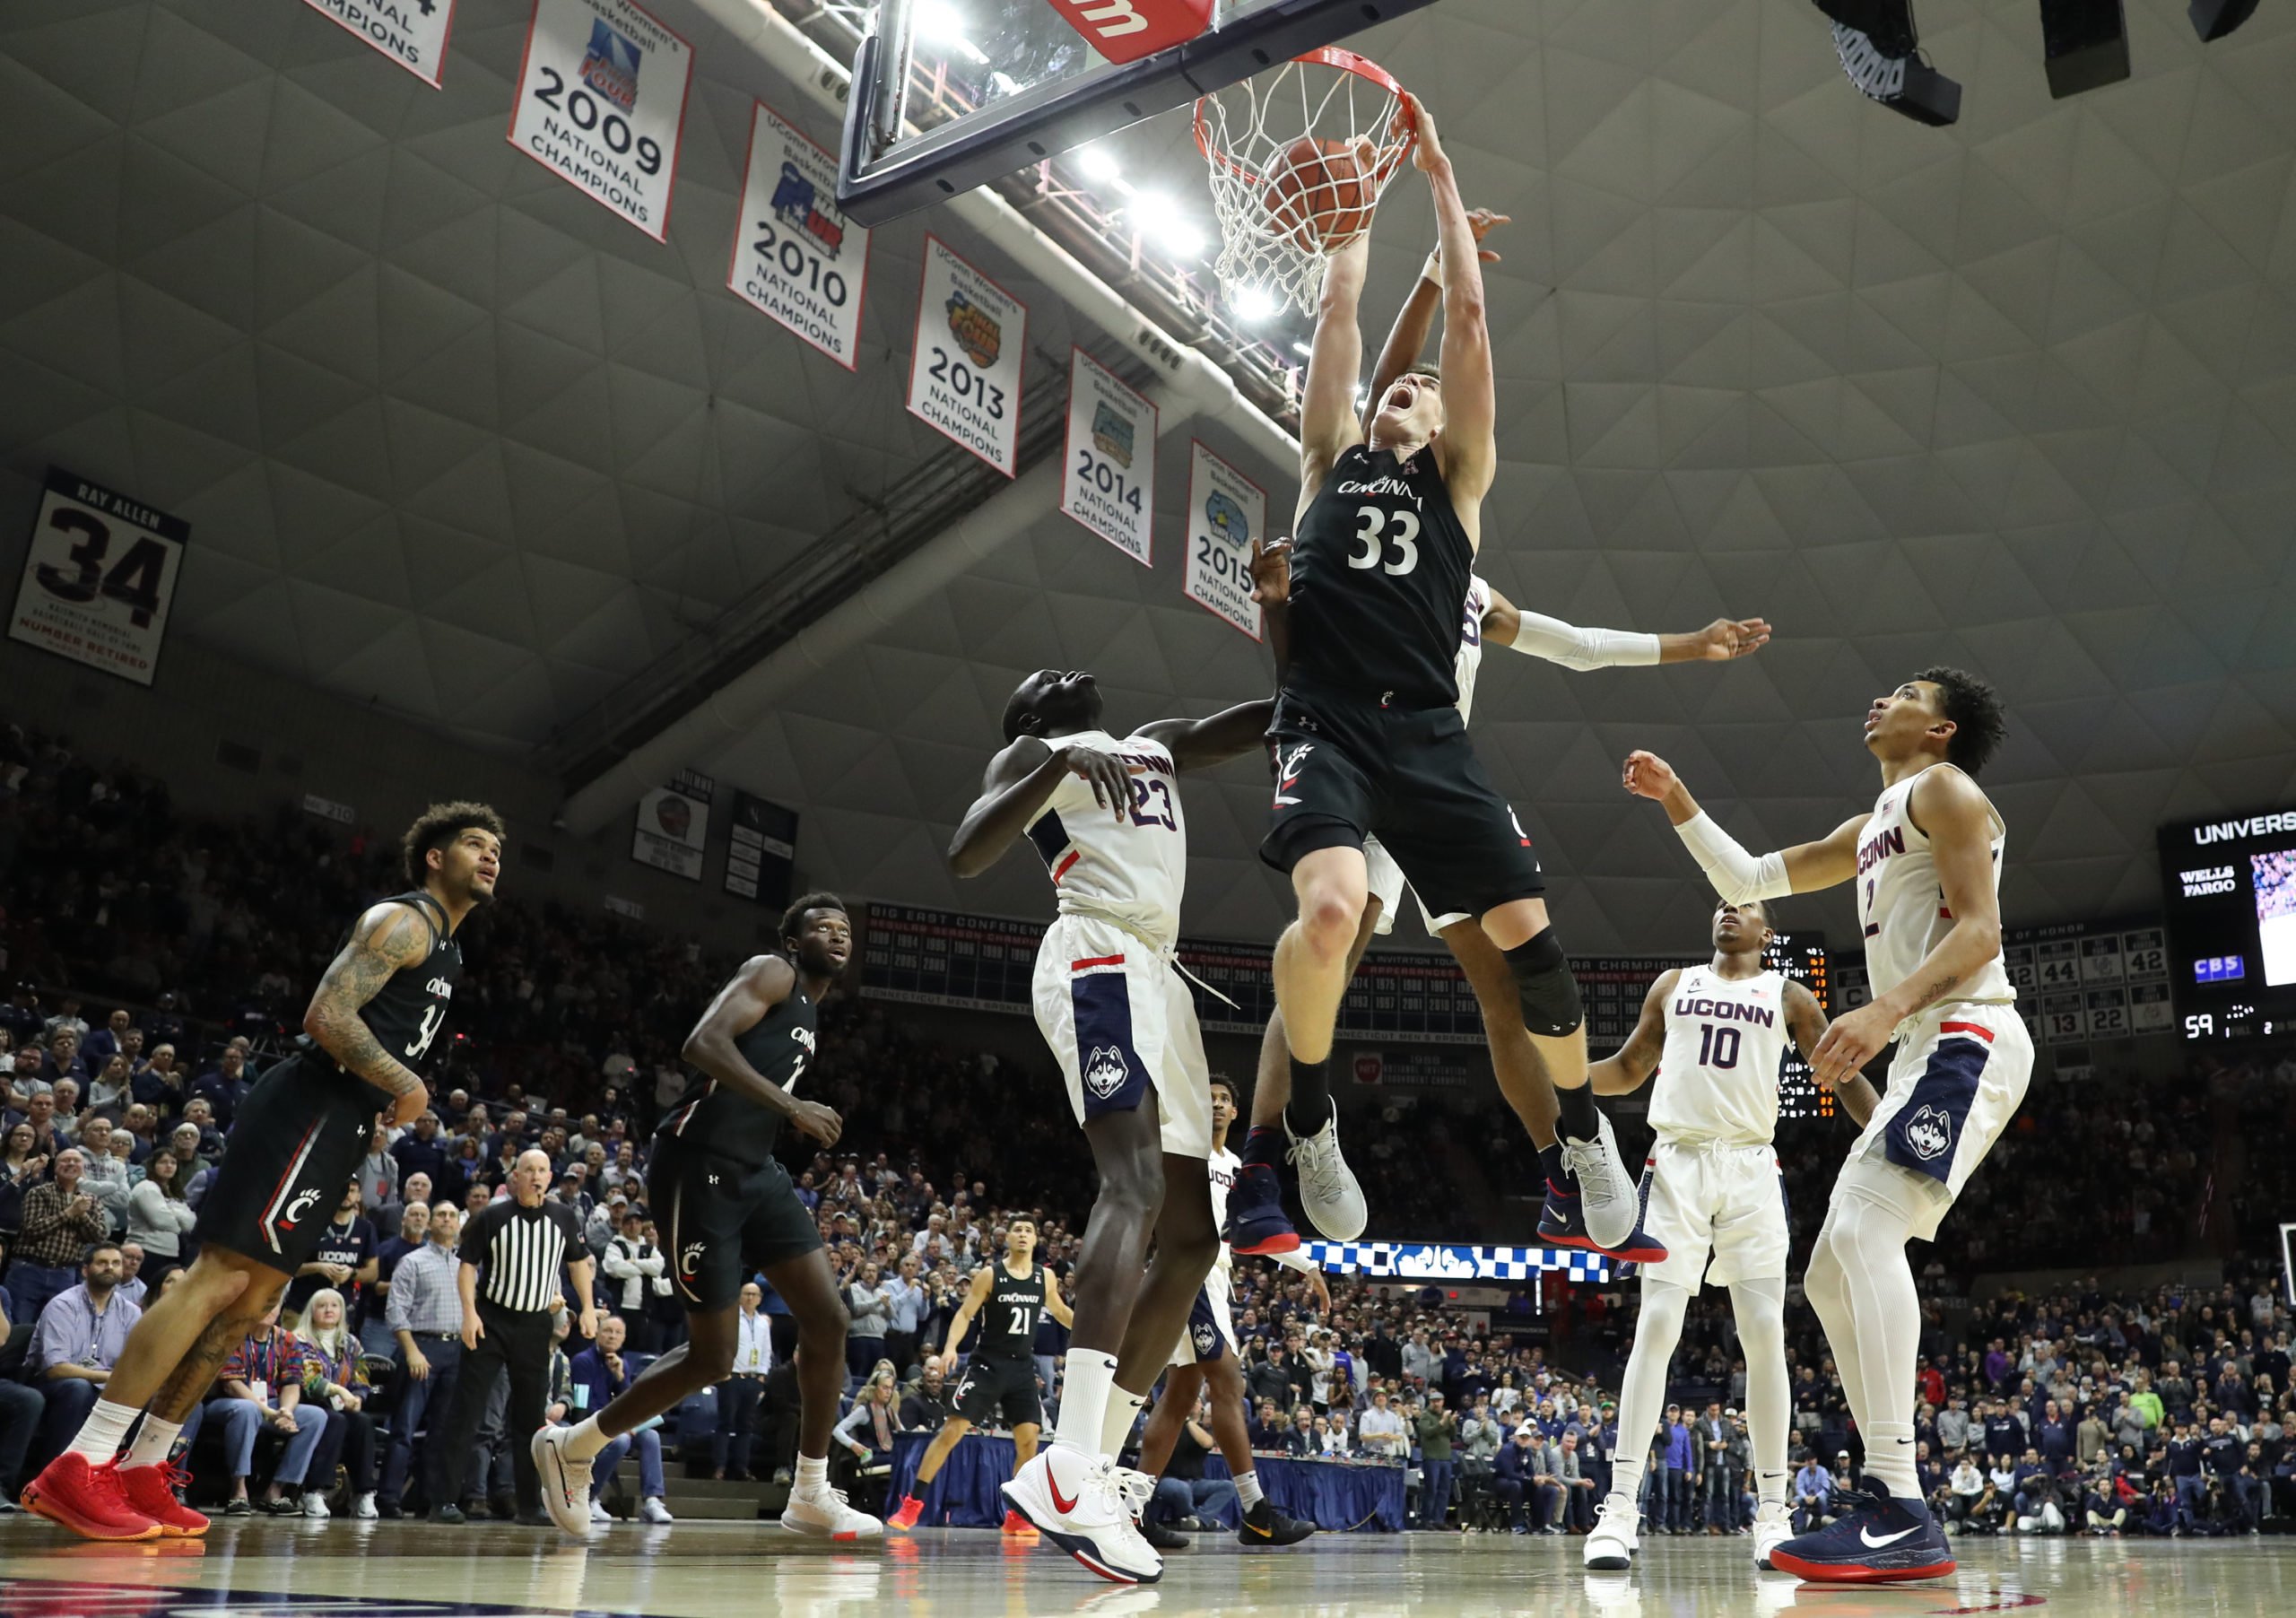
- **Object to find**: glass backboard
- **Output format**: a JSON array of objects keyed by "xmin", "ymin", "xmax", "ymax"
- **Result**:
[{"xmin": 836, "ymin": 0, "xmax": 1436, "ymax": 225}]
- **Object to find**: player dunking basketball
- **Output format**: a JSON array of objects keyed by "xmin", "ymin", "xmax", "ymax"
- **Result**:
[
  {"xmin": 1577, "ymin": 899, "xmax": 1831, "ymax": 1575},
  {"xmin": 1239, "ymin": 207, "xmax": 1771, "ymax": 1261},
  {"xmin": 23, "ymin": 804, "xmax": 503, "ymax": 1541},
  {"xmin": 1222, "ymin": 95, "xmax": 1645, "ymax": 1263},
  {"xmin": 947, "ymin": 657, "xmax": 1280, "ymax": 1584},
  {"xmin": 1623, "ymin": 668, "xmax": 2028, "ymax": 1582}
]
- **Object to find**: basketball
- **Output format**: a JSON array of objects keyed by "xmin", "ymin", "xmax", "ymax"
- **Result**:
[{"xmin": 1264, "ymin": 135, "xmax": 1375, "ymax": 253}]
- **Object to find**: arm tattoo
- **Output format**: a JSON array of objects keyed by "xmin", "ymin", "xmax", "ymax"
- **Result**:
[
  {"xmin": 306, "ymin": 906, "xmax": 429, "ymax": 1098},
  {"xmin": 1905, "ymin": 971, "xmax": 1961, "ymax": 1015}
]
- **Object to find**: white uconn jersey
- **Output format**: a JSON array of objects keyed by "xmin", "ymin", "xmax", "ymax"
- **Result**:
[
  {"xmin": 1652, "ymin": 967, "xmax": 1792, "ymax": 1145},
  {"xmin": 1856, "ymin": 763, "xmax": 2013, "ymax": 1012},
  {"xmin": 1022, "ymin": 729, "xmax": 1187, "ymax": 949},
  {"xmin": 1453, "ymin": 574, "xmax": 1491, "ymax": 723},
  {"xmin": 1206, "ymin": 1146, "xmax": 1239, "ymax": 1278}
]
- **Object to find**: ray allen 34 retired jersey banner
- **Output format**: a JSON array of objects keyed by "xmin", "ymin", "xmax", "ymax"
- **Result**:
[
  {"xmin": 10, "ymin": 468, "xmax": 188, "ymax": 688},
  {"xmin": 908, "ymin": 237, "xmax": 1026, "ymax": 475},
  {"xmin": 509, "ymin": 0, "xmax": 692, "ymax": 240}
]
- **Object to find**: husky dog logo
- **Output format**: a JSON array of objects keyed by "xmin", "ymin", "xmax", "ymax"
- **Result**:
[
  {"xmin": 1083, "ymin": 1044, "xmax": 1129, "ymax": 1100},
  {"xmin": 1193, "ymin": 1320, "xmax": 1219, "ymax": 1357},
  {"xmin": 1903, "ymin": 1103, "xmax": 1953, "ymax": 1161}
]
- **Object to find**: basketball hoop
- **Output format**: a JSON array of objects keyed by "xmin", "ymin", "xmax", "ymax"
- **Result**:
[{"xmin": 1194, "ymin": 47, "xmax": 1415, "ymax": 318}]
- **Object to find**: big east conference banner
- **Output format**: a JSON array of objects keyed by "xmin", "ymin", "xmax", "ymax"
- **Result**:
[{"xmin": 508, "ymin": 0, "xmax": 692, "ymax": 240}]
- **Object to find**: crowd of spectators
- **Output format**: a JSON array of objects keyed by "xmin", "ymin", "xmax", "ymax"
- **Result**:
[{"xmin": 4, "ymin": 713, "xmax": 2296, "ymax": 1540}]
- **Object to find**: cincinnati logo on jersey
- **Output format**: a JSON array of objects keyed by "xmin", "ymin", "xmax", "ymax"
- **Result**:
[
  {"xmin": 1273, "ymin": 742, "xmax": 1314, "ymax": 807},
  {"xmin": 681, "ymin": 1241, "xmax": 707, "ymax": 1278},
  {"xmin": 279, "ymin": 1187, "xmax": 324, "ymax": 1230},
  {"xmin": 1083, "ymin": 1044, "xmax": 1130, "ymax": 1100},
  {"xmin": 1902, "ymin": 1103, "xmax": 1953, "ymax": 1161}
]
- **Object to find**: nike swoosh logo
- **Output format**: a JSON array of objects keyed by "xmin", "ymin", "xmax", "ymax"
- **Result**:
[
  {"xmin": 1048, "ymin": 1479, "xmax": 1079, "ymax": 1515},
  {"xmin": 1245, "ymin": 1521, "xmax": 1271, "ymax": 1537},
  {"xmin": 1860, "ymin": 1525, "xmax": 1920, "ymax": 1547}
]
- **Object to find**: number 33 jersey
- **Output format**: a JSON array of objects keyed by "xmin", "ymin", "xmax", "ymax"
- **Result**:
[
  {"xmin": 1289, "ymin": 443, "xmax": 1474, "ymax": 710},
  {"xmin": 1022, "ymin": 729, "xmax": 1187, "ymax": 950}
]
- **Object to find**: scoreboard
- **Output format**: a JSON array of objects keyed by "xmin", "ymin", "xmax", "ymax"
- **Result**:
[{"xmin": 2158, "ymin": 806, "xmax": 2296, "ymax": 1042}]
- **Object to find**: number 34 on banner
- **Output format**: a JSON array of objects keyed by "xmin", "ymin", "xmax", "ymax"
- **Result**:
[{"xmin": 508, "ymin": 0, "xmax": 692, "ymax": 241}]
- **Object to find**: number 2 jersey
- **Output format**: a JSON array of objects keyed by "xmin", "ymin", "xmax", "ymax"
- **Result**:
[
  {"xmin": 1288, "ymin": 443, "xmax": 1475, "ymax": 710},
  {"xmin": 657, "ymin": 969, "xmax": 819, "ymax": 1168},
  {"xmin": 1856, "ymin": 762, "xmax": 2014, "ymax": 1015},
  {"xmin": 1022, "ymin": 728, "xmax": 1187, "ymax": 950}
]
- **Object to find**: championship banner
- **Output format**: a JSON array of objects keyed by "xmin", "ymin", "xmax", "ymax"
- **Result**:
[
  {"xmin": 1183, "ymin": 439, "xmax": 1265, "ymax": 639},
  {"xmin": 729, "ymin": 102, "xmax": 868, "ymax": 370},
  {"xmin": 725, "ymin": 791, "xmax": 798, "ymax": 910},
  {"xmin": 907, "ymin": 236, "xmax": 1026, "ymax": 475},
  {"xmin": 9, "ymin": 467, "xmax": 189, "ymax": 688},
  {"xmin": 1345, "ymin": 1048, "xmax": 1475, "ymax": 1090},
  {"xmin": 507, "ymin": 0, "xmax": 691, "ymax": 241},
  {"xmin": 300, "ymin": 0, "xmax": 457, "ymax": 88},
  {"xmin": 631, "ymin": 768, "xmax": 712, "ymax": 881},
  {"xmin": 1059, "ymin": 347, "xmax": 1156, "ymax": 563}
]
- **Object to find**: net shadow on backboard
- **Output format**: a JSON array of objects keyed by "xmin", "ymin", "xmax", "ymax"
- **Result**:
[{"xmin": 835, "ymin": 0, "xmax": 1439, "ymax": 227}]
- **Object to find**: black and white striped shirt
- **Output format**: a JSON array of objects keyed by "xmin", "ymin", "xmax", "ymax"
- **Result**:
[{"xmin": 458, "ymin": 1196, "xmax": 585, "ymax": 1314}]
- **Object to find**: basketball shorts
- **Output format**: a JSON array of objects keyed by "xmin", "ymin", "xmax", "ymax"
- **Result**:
[
  {"xmin": 1170, "ymin": 1265, "xmax": 1238, "ymax": 1367},
  {"xmin": 954, "ymin": 1354, "xmax": 1043, "ymax": 1430},
  {"xmin": 1633, "ymin": 1140, "xmax": 1789, "ymax": 1290},
  {"xmin": 649, "ymin": 1134, "xmax": 823, "ymax": 1311},
  {"xmin": 1828, "ymin": 1001, "xmax": 2032, "ymax": 1241},
  {"xmin": 1031, "ymin": 914, "xmax": 1213, "ymax": 1161},
  {"xmin": 1362, "ymin": 835, "xmax": 1471, "ymax": 937},
  {"xmin": 194, "ymin": 1053, "xmax": 382, "ymax": 1273},
  {"xmin": 1261, "ymin": 684, "xmax": 1544, "ymax": 922}
]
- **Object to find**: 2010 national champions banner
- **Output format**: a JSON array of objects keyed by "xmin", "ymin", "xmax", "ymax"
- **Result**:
[
  {"xmin": 299, "ymin": 0, "xmax": 457, "ymax": 86},
  {"xmin": 508, "ymin": 0, "xmax": 692, "ymax": 240},
  {"xmin": 730, "ymin": 102, "xmax": 869, "ymax": 369}
]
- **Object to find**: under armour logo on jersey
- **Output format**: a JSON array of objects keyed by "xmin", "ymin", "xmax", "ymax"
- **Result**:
[
  {"xmin": 1274, "ymin": 743, "xmax": 1314, "ymax": 807},
  {"xmin": 708, "ymin": 1173, "xmax": 722, "ymax": 1186},
  {"xmin": 1903, "ymin": 1103, "xmax": 1953, "ymax": 1161},
  {"xmin": 1083, "ymin": 1045, "xmax": 1130, "ymax": 1100}
]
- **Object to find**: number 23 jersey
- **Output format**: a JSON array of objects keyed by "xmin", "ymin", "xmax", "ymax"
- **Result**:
[
  {"xmin": 1021, "ymin": 729, "xmax": 1187, "ymax": 950},
  {"xmin": 1289, "ymin": 443, "xmax": 1474, "ymax": 709}
]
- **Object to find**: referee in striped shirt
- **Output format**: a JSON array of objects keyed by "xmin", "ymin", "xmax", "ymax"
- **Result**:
[{"xmin": 433, "ymin": 1149, "xmax": 596, "ymax": 1523}]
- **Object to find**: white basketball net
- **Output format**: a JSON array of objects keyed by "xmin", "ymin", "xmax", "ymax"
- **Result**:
[{"xmin": 1195, "ymin": 48, "xmax": 1415, "ymax": 318}]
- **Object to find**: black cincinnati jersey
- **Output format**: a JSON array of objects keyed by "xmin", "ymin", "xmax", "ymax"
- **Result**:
[
  {"xmin": 969, "ymin": 1262, "xmax": 1047, "ymax": 1361},
  {"xmin": 657, "ymin": 967, "xmax": 817, "ymax": 1169},
  {"xmin": 333, "ymin": 890, "xmax": 463, "ymax": 1100},
  {"xmin": 1288, "ymin": 443, "xmax": 1474, "ymax": 709}
]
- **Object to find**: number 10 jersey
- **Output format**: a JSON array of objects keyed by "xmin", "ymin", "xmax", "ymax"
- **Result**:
[{"xmin": 1651, "ymin": 966, "xmax": 1792, "ymax": 1146}]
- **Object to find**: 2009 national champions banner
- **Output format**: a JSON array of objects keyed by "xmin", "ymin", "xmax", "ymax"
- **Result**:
[{"xmin": 508, "ymin": 0, "xmax": 692, "ymax": 241}]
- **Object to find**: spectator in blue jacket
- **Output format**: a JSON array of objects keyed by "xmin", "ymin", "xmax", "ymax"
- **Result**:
[
  {"xmin": 1791, "ymin": 1453, "xmax": 1832, "ymax": 1534},
  {"xmin": 568, "ymin": 1314, "xmax": 672, "ymax": 1525}
]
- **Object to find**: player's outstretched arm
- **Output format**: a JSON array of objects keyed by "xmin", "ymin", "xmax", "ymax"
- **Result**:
[
  {"xmin": 1410, "ymin": 95, "xmax": 1495, "ymax": 506},
  {"xmin": 1485, "ymin": 587, "xmax": 1772, "ymax": 672},
  {"xmin": 1135, "ymin": 699, "xmax": 1276, "ymax": 773},
  {"xmin": 682, "ymin": 955, "xmax": 842, "ymax": 1146},
  {"xmin": 947, "ymin": 735, "xmax": 1133, "ymax": 877},
  {"xmin": 1622, "ymin": 751, "xmax": 1864, "ymax": 899},
  {"xmin": 1296, "ymin": 234, "xmax": 1370, "ymax": 519},
  {"xmin": 1784, "ymin": 980, "xmax": 1877, "ymax": 1127},
  {"xmin": 1807, "ymin": 768, "xmax": 2004, "ymax": 1089},
  {"xmin": 304, "ymin": 900, "xmax": 437, "ymax": 1125},
  {"xmin": 1589, "ymin": 970, "xmax": 1677, "ymax": 1095},
  {"xmin": 1361, "ymin": 207, "xmax": 1509, "ymax": 438}
]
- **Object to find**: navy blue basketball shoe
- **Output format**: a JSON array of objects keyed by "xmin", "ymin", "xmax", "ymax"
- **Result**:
[{"xmin": 1766, "ymin": 1480, "xmax": 1953, "ymax": 1583}]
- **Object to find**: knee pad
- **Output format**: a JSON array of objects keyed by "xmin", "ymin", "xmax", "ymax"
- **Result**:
[{"xmin": 1504, "ymin": 926, "xmax": 1584, "ymax": 1037}]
